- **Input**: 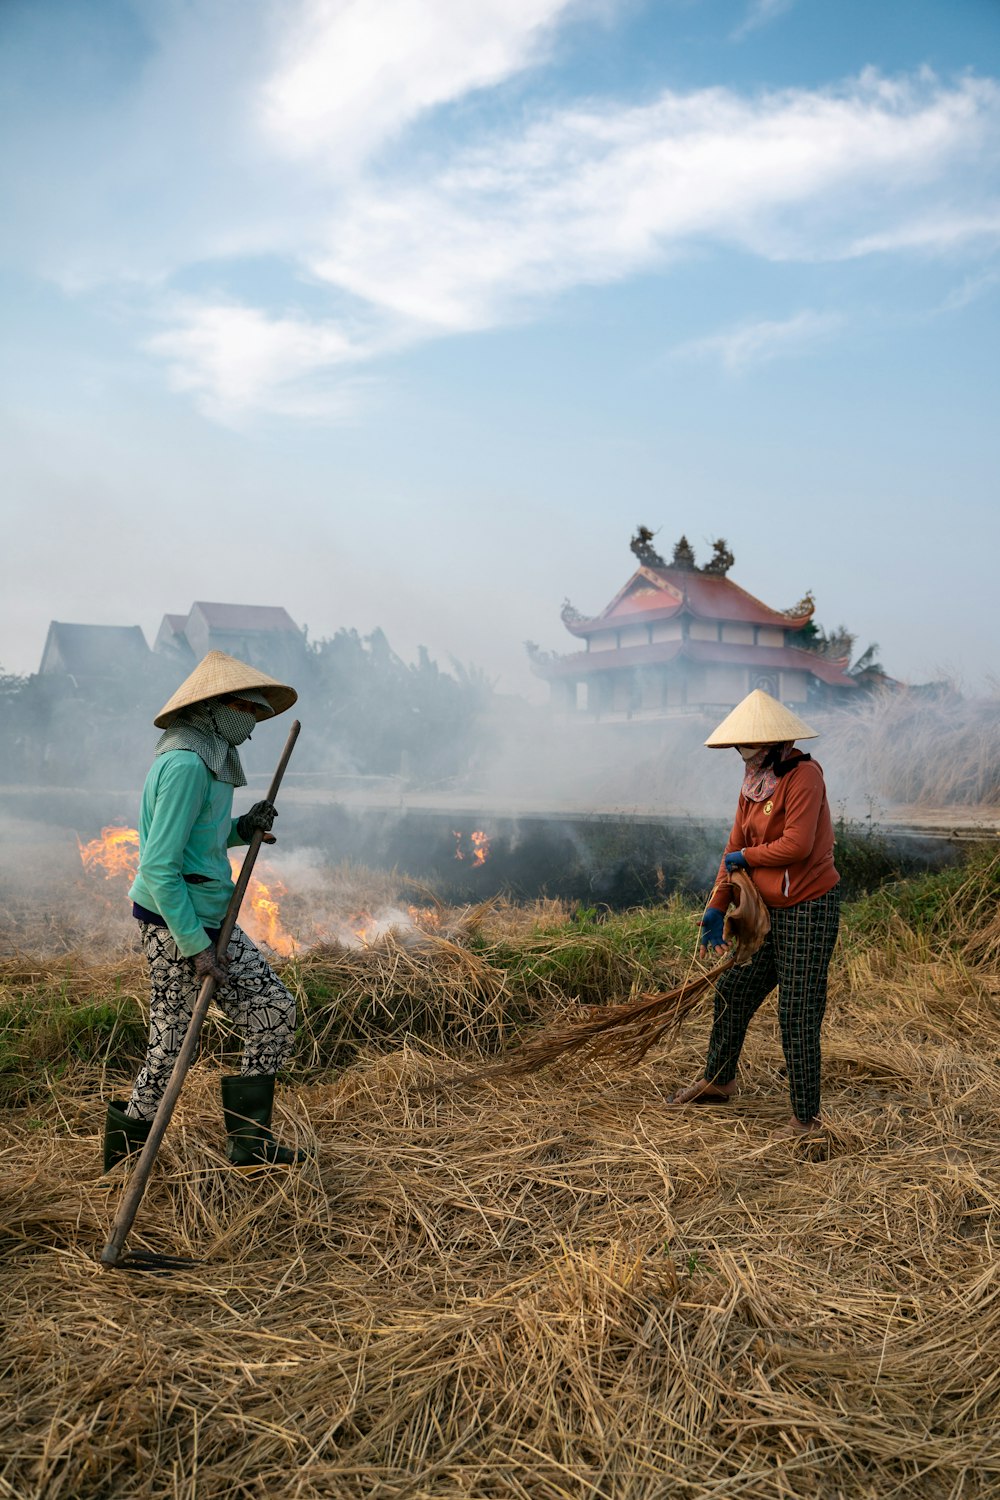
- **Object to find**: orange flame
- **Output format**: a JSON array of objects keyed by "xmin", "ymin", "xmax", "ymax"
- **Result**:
[
  {"xmin": 77, "ymin": 829, "xmax": 298, "ymax": 955},
  {"xmin": 471, "ymin": 830, "xmax": 490, "ymax": 867},
  {"xmin": 407, "ymin": 905, "xmax": 442, "ymax": 930},
  {"xmin": 453, "ymin": 829, "xmax": 491, "ymax": 866},
  {"xmin": 229, "ymin": 856, "xmax": 298, "ymax": 957},
  {"xmin": 347, "ymin": 908, "xmax": 376, "ymax": 945},
  {"xmin": 77, "ymin": 828, "xmax": 442, "ymax": 955},
  {"xmin": 78, "ymin": 826, "xmax": 141, "ymax": 880},
  {"xmin": 338, "ymin": 906, "xmax": 441, "ymax": 948}
]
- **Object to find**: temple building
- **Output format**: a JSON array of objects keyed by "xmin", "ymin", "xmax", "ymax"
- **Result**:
[{"xmin": 529, "ymin": 530, "xmax": 857, "ymax": 718}]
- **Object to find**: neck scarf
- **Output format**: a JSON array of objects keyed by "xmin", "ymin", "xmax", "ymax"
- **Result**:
[
  {"xmin": 155, "ymin": 699, "xmax": 261, "ymax": 787},
  {"xmin": 741, "ymin": 742, "xmax": 794, "ymax": 803}
]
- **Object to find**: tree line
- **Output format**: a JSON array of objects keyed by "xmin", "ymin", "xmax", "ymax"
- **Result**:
[{"xmin": 0, "ymin": 630, "xmax": 495, "ymax": 791}]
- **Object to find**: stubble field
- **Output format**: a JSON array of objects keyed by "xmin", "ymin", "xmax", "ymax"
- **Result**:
[{"xmin": 3, "ymin": 850, "xmax": 1000, "ymax": 1499}]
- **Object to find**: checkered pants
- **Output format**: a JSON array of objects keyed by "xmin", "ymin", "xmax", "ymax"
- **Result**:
[
  {"xmin": 704, "ymin": 885, "xmax": 840, "ymax": 1123},
  {"xmin": 126, "ymin": 923, "xmax": 296, "ymax": 1121}
]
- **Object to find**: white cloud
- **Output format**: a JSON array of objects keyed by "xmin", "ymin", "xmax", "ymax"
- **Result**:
[
  {"xmin": 307, "ymin": 73, "xmax": 1000, "ymax": 329},
  {"xmin": 2, "ymin": 0, "xmax": 594, "ymax": 291},
  {"xmin": 141, "ymin": 48, "xmax": 1000, "ymax": 419},
  {"xmin": 261, "ymin": 0, "xmax": 587, "ymax": 165},
  {"xmin": 841, "ymin": 210, "xmax": 1000, "ymax": 259},
  {"xmin": 938, "ymin": 265, "xmax": 1000, "ymax": 313},
  {"xmin": 731, "ymin": 0, "xmax": 798, "ymax": 43},
  {"xmin": 146, "ymin": 302, "xmax": 377, "ymax": 424},
  {"xmin": 674, "ymin": 310, "xmax": 843, "ymax": 371}
]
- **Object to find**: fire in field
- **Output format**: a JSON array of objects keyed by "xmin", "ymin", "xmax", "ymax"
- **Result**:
[
  {"xmin": 74, "ymin": 825, "xmax": 449, "ymax": 955},
  {"xmin": 453, "ymin": 828, "xmax": 491, "ymax": 865}
]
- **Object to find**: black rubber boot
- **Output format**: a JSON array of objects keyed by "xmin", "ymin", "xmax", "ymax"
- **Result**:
[
  {"xmin": 220, "ymin": 1074, "xmax": 307, "ymax": 1168},
  {"xmin": 103, "ymin": 1100, "xmax": 152, "ymax": 1173}
]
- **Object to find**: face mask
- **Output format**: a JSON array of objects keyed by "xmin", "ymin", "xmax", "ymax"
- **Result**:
[{"xmin": 208, "ymin": 704, "xmax": 256, "ymax": 746}]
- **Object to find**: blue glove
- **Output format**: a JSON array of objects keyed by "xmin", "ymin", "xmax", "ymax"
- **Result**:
[
  {"xmin": 699, "ymin": 908, "xmax": 726, "ymax": 952},
  {"xmin": 724, "ymin": 850, "xmax": 750, "ymax": 875}
]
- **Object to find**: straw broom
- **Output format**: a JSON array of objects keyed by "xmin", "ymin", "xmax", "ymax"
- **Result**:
[{"xmin": 484, "ymin": 870, "xmax": 770, "ymax": 1076}]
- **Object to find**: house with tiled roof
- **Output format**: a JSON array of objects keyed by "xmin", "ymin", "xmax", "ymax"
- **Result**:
[
  {"xmin": 529, "ymin": 532, "xmax": 856, "ymax": 719},
  {"xmin": 39, "ymin": 622, "xmax": 151, "ymax": 680},
  {"xmin": 153, "ymin": 613, "xmax": 193, "ymax": 662},
  {"xmin": 153, "ymin": 602, "xmax": 308, "ymax": 678}
]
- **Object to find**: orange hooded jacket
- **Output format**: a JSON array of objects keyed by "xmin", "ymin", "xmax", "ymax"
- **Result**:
[{"xmin": 707, "ymin": 751, "xmax": 840, "ymax": 913}]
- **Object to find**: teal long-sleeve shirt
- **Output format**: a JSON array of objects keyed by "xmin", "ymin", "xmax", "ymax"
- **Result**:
[{"xmin": 129, "ymin": 750, "xmax": 247, "ymax": 957}]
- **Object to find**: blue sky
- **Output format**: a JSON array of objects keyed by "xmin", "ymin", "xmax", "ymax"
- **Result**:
[{"xmin": 1, "ymin": 0, "xmax": 998, "ymax": 693}]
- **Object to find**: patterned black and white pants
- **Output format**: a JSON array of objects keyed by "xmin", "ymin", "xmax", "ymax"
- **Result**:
[
  {"xmin": 704, "ymin": 885, "xmax": 840, "ymax": 1123},
  {"xmin": 126, "ymin": 923, "xmax": 296, "ymax": 1121}
]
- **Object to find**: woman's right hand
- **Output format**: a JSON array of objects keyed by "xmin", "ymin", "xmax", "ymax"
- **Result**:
[
  {"xmin": 193, "ymin": 946, "xmax": 229, "ymax": 984},
  {"xmin": 698, "ymin": 907, "xmax": 728, "ymax": 959}
]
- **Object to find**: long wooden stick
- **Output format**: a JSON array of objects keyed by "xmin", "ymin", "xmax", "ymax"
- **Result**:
[{"xmin": 100, "ymin": 719, "xmax": 301, "ymax": 1269}]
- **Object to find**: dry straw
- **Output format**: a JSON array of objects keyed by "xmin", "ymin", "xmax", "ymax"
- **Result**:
[
  {"xmin": 4, "ymin": 858, "xmax": 1000, "ymax": 1497},
  {"xmin": 482, "ymin": 871, "xmax": 770, "ymax": 1076}
]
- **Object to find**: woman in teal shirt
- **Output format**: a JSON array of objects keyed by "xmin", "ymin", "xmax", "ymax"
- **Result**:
[{"xmin": 103, "ymin": 651, "xmax": 307, "ymax": 1173}]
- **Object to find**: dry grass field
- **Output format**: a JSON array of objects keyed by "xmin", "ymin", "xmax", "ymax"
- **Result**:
[{"xmin": 4, "ymin": 852, "xmax": 1000, "ymax": 1499}]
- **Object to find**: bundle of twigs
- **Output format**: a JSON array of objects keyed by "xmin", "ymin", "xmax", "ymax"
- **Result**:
[{"xmin": 486, "ymin": 871, "xmax": 770, "ymax": 1076}]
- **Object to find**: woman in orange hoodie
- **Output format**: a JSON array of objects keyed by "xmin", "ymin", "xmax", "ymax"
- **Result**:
[{"xmin": 672, "ymin": 690, "xmax": 840, "ymax": 1139}]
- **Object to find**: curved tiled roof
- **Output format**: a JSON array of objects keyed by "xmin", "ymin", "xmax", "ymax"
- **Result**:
[
  {"xmin": 535, "ymin": 637, "xmax": 856, "ymax": 689},
  {"xmin": 563, "ymin": 567, "xmax": 814, "ymax": 636}
]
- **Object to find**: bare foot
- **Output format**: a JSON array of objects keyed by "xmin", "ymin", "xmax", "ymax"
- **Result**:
[
  {"xmin": 668, "ymin": 1078, "xmax": 737, "ymax": 1105},
  {"xmin": 771, "ymin": 1116, "xmax": 823, "ymax": 1140}
]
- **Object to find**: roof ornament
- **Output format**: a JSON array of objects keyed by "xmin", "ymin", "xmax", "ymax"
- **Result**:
[
  {"xmin": 671, "ymin": 535, "xmax": 697, "ymax": 570},
  {"xmin": 701, "ymin": 538, "xmax": 735, "ymax": 576},
  {"xmin": 780, "ymin": 590, "xmax": 816, "ymax": 619},
  {"xmin": 629, "ymin": 526, "xmax": 666, "ymax": 568},
  {"xmin": 525, "ymin": 640, "xmax": 562, "ymax": 671},
  {"xmin": 630, "ymin": 528, "xmax": 734, "ymax": 574},
  {"xmin": 560, "ymin": 597, "xmax": 585, "ymax": 626}
]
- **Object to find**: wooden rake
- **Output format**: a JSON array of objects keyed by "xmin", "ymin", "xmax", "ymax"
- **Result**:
[{"xmin": 99, "ymin": 719, "xmax": 301, "ymax": 1273}]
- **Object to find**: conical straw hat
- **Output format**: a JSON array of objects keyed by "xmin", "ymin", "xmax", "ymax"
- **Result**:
[
  {"xmin": 704, "ymin": 689, "xmax": 818, "ymax": 748},
  {"xmin": 154, "ymin": 651, "xmax": 297, "ymax": 728}
]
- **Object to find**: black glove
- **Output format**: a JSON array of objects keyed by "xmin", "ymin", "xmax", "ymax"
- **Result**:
[
  {"xmin": 237, "ymin": 800, "xmax": 278, "ymax": 842},
  {"xmin": 724, "ymin": 850, "xmax": 750, "ymax": 875},
  {"xmin": 193, "ymin": 946, "xmax": 229, "ymax": 984}
]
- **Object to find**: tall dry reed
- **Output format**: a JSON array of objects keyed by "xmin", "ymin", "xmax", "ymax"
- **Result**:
[{"xmin": 814, "ymin": 688, "xmax": 1000, "ymax": 809}]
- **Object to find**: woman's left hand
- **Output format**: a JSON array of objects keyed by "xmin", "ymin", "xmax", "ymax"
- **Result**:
[
  {"xmin": 698, "ymin": 907, "xmax": 728, "ymax": 958},
  {"xmin": 237, "ymin": 800, "xmax": 278, "ymax": 840},
  {"xmin": 724, "ymin": 850, "xmax": 750, "ymax": 875}
]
